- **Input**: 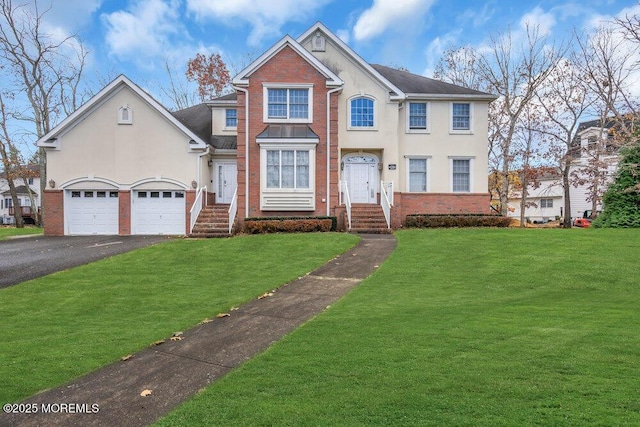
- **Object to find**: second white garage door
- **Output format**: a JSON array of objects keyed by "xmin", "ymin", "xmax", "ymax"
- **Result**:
[{"xmin": 133, "ymin": 190, "xmax": 185, "ymax": 235}]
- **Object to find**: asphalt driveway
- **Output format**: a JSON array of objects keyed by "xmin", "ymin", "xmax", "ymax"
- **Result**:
[{"xmin": 0, "ymin": 235, "xmax": 171, "ymax": 288}]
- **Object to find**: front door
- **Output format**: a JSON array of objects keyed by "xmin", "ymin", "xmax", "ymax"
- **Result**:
[
  {"xmin": 216, "ymin": 163, "xmax": 237, "ymax": 204},
  {"xmin": 343, "ymin": 155, "xmax": 378, "ymax": 204}
]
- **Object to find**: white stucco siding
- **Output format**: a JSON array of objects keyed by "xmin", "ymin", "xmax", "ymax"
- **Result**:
[{"xmin": 47, "ymin": 87, "xmax": 199, "ymax": 189}]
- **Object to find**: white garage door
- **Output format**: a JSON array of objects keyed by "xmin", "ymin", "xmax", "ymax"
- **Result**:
[
  {"xmin": 67, "ymin": 190, "xmax": 119, "ymax": 235},
  {"xmin": 133, "ymin": 190, "xmax": 185, "ymax": 235}
]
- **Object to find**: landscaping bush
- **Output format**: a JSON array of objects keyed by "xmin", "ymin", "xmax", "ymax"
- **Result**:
[
  {"xmin": 244, "ymin": 216, "xmax": 336, "ymax": 234},
  {"xmin": 405, "ymin": 214, "xmax": 511, "ymax": 228}
]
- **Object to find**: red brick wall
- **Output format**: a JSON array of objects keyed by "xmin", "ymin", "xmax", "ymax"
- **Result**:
[
  {"xmin": 236, "ymin": 45, "xmax": 337, "ymax": 224},
  {"xmin": 43, "ymin": 190, "xmax": 64, "ymax": 236},
  {"xmin": 118, "ymin": 191, "xmax": 131, "ymax": 235},
  {"xmin": 392, "ymin": 192, "xmax": 492, "ymax": 227},
  {"xmin": 185, "ymin": 190, "xmax": 196, "ymax": 235}
]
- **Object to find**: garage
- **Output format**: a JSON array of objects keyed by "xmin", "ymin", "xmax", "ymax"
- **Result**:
[
  {"xmin": 133, "ymin": 190, "xmax": 186, "ymax": 235},
  {"xmin": 66, "ymin": 190, "xmax": 119, "ymax": 235}
]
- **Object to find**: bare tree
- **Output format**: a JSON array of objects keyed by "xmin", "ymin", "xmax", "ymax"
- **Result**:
[
  {"xmin": 0, "ymin": 92, "xmax": 24, "ymax": 226},
  {"xmin": 0, "ymin": 0, "xmax": 88, "ymax": 226},
  {"xmin": 571, "ymin": 25, "xmax": 639, "ymax": 217},
  {"xmin": 478, "ymin": 25, "xmax": 561, "ymax": 215},
  {"xmin": 533, "ymin": 53, "xmax": 594, "ymax": 227}
]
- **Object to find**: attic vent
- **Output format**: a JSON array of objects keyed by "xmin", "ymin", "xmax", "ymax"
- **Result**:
[
  {"xmin": 312, "ymin": 32, "xmax": 326, "ymax": 52},
  {"xmin": 118, "ymin": 105, "xmax": 132, "ymax": 125}
]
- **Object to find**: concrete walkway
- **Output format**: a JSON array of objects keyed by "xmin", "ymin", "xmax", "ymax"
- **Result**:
[{"xmin": 2, "ymin": 234, "xmax": 397, "ymax": 427}]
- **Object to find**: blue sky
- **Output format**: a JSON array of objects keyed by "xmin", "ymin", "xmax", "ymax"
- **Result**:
[{"xmin": 33, "ymin": 0, "xmax": 639, "ymax": 101}]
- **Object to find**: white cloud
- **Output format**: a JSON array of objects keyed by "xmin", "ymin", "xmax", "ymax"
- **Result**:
[
  {"xmin": 353, "ymin": 0, "xmax": 435, "ymax": 41},
  {"xmin": 186, "ymin": 0, "xmax": 334, "ymax": 46},
  {"xmin": 102, "ymin": 0, "xmax": 184, "ymax": 66},
  {"xmin": 519, "ymin": 6, "xmax": 557, "ymax": 36},
  {"xmin": 422, "ymin": 30, "xmax": 461, "ymax": 77}
]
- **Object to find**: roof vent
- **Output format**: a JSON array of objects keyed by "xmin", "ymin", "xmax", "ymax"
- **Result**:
[{"xmin": 312, "ymin": 32, "xmax": 326, "ymax": 52}]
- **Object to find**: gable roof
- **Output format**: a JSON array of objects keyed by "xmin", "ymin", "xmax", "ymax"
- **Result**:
[
  {"xmin": 297, "ymin": 22, "xmax": 404, "ymax": 100},
  {"xmin": 232, "ymin": 35, "xmax": 343, "ymax": 88},
  {"xmin": 37, "ymin": 75, "xmax": 208, "ymax": 150},
  {"xmin": 371, "ymin": 64, "xmax": 497, "ymax": 100}
]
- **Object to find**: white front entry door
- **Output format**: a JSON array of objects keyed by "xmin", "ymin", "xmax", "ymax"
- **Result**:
[
  {"xmin": 344, "ymin": 155, "xmax": 378, "ymax": 204},
  {"xmin": 216, "ymin": 163, "xmax": 237, "ymax": 204}
]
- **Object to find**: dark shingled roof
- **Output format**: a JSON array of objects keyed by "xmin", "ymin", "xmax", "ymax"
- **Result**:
[
  {"xmin": 213, "ymin": 93, "xmax": 237, "ymax": 101},
  {"xmin": 257, "ymin": 124, "xmax": 319, "ymax": 139},
  {"xmin": 171, "ymin": 103, "xmax": 237, "ymax": 150},
  {"xmin": 2, "ymin": 185, "xmax": 37, "ymax": 196},
  {"xmin": 371, "ymin": 64, "xmax": 495, "ymax": 98}
]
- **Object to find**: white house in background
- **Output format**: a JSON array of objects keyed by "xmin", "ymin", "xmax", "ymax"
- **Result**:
[
  {"xmin": 36, "ymin": 22, "xmax": 497, "ymax": 236},
  {"xmin": 507, "ymin": 170, "xmax": 564, "ymax": 224},
  {"xmin": 568, "ymin": 119, "xmax": 618, "ymax": 219},
  {"xmin": 0, "ymin": 165, "xmax": 41, "ymax": 225},
  {"xmin": 507, "ymin": 118, "xmax": 620, "ymax": 223}
]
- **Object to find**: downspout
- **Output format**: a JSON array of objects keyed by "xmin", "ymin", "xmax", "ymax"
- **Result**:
[
  {"xmin": 197, "ymin": 145, "xmax": 210, "ymax": 189},
  {"xmin": 234, "ymin": 86, "xmax": 250, "ymax": 217},
  {"xmin": 326, "ymin": 86, "xmax": 342, "ymax": 216}
]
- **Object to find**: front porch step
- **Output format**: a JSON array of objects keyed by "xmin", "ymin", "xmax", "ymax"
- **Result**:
[
  {"xmin": 190, "ymin": 204, "xmax": 232, "ymax": 238},
  {"xmin": 349, "ymin": 204, "xmax": 392, "ymax": 234}
]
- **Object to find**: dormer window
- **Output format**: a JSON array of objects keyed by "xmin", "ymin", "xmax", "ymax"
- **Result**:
[
  {"xmin": 118, "ymin": 105, "xmax": 132, "ymax": 125},
  {"xmin": 225, "ymin": 109, "xmax": 237, "ymax": 128}
]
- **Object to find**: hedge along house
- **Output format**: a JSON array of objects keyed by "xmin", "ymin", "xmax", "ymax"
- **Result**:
[{"xmin": 38, "ymin": 22, "xmax": 496, "ymax": 236}]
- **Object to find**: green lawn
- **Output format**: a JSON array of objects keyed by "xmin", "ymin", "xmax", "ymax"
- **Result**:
[
  {"xmin": 157, "ymin": 229, "xmax": 640, "ymax": 426},
  {"xmin": 0, "ymin": 233, "xmax": 359, "ymax": 403},
  {"xmin": 0, "ymin": 226, "xmax": 43, "ymax": 240}
]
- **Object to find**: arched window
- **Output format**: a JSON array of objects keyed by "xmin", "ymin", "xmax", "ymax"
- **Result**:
[
  {"xmin": 118, "ymin": 105, "xmax": 132, "ymax": 124},
  {"xmin": 349, "ymin": 96, "xmax": 375, "ymax": 129}
]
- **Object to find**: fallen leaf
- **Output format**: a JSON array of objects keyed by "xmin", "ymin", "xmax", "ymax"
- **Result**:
[
  {"xmin": 216, "ymin": 312, "xmax": 230, "ymax": 318},
  {"xmin": 170, "ymin": 336, "xmax": 183, "ymax": 341},
  {"xmin": 153, "ymin": 340, "xmax": 165, "ymax": 346},
  {"xmin": 199, "ymin": 318, "xmax": 213, "ymax": 324},
  {"xmin": 121, "ymin": 354, "xmax": 133, "ymax": 362},
  {"xmin": 140, "ymin": 389, "xmax": 152, "ymax": 397},
  {"xmin": 258, "ymin": 292, "xmax": 274, "ymax": 299},
  {"xmin": 230, "ymin": 306, "xmax": 239, "ymax": 311},
  {"xmin": 172, "ymin": 331, "xmax": 183, "ymax": 337}
]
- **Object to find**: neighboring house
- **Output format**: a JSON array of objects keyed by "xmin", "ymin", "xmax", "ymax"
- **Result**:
[
  {"xmin": 506, "ymin": 170, "xmax": 564, "ymax": 223},
  {"xmin": 37, "ymin": 22, "xmax": 496, "ymax": 236},
  {"xmin": 506, "ymin": 118, "xmax": 620, "ymax": 223},
  {"xmin": 568, "ymin": 119, "xmax": 618, "ymax": 219},
  {"xmin": 0, "ymin": 165, "xmax": 41, "ymax": 225}
]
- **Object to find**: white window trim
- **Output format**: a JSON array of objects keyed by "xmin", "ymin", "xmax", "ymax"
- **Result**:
[
  {"xmin": 347, "ymin": 94, "xmax": 377, "ymax": 131},
  {"xmin": 118, "ymin": 105, "xmax": 133, "ymax": 125},
  {"xmin": 406, "ymin": 102, "xmax": 430, "ymax": 134},
  {"xmin": 224, "ymin": 108, "xmax": 237, "ymax": 130},
  {"xmin": 448, "ymin": 156, "xmax": 475, "ymax": 193},
  {"xmin": 405, "ymin": 156, "xmax": 431, "ymax": 193},
  {"xmin": 449, "ymin": 102, "xmax": 473, "ymax": 134},
  {"xmin": 258, "ymin": 141, "xmax": 317, "ymax": 211},
  {"xmin": 263, "ymin": 84, "xmax": 313, "ymax": 124}
]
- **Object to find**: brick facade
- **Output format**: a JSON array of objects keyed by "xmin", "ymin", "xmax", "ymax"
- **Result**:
[
  {"xmin": 118, "ymin": 191, "xmax": 131, "ymax": 235},
  {"xmin": 235, "ymin": 46, "xmax": 339, "ymax": 226},
  {"xmin": 43, "ymin": 190, "xmax": 64, "ymax": 236},
  {"xmin": 392, "ymin": 192, "xmax": 492, "ymax": 228}
]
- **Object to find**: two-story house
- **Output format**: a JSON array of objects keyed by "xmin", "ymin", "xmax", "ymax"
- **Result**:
[
  {"xmin": 37, "ymin": 22, "xmax": 496, "ymax": 236},
  {"xmin": 0, "ymin": 164, "xmax": 41, "ymax": 225}
]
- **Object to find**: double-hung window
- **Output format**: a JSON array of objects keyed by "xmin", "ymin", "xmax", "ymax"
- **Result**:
[
  {"xmin": 264, "ymin": 86, "xmax": 312, "ymax": 122},
  {"xmin": 452, "ymin": 102, "xmax": 471, "ymax": 131},
  {"xmin": 225, "ymin": 109, "xmax": 237, "ymax": 128},
  {"xmin": 452, "ymin": 159, "xmax": 471, "ymax": 192},
  {"xmin": 408, "ymin": 102, "xmax": 428, "ymax": 131},
  {"xmin": 408, "ymin": 158, "xmax": 428, "ymax": 192},
  {"xmin": 349, "ymin": 96, "xmax": 375, "ymax": 128},
  {"xmin": 540, "ymin": 198, "xmax": 553, "ymax": 208},
  {"xmin": 266, "ymin": 149, "xmax": 310, "ymax": 189}
]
